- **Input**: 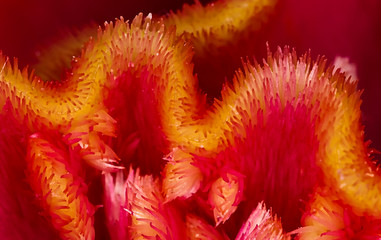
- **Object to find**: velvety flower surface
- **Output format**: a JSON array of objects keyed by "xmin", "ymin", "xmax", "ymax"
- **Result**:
[{"xmin": 0, "ymin": 0, "xmax": 380, "ymax": 239}]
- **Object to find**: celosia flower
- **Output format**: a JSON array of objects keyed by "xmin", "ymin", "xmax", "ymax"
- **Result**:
[{"xmin": 0, "ymin": 0, "xmax": 380, "ymax": 239}]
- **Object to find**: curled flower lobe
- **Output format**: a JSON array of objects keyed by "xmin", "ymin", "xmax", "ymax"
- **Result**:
[
  {"xmin": 26, "ymin": 133, "xmax": 94, "ymax": 240},
  {"xmin": 208, "ymin": 172, "xmax": 244, "ymax": 226},
  {"xmin": 0, "ymin": 105, "xmax": 59, "ymax": 239},
  {"xmin": 297, "ymin": 189, "xmax": 381, "ymax": 239},
  {"xmin": 0, "ymin": 45, "xmax": 119, "ymax": 171},
  {"xmin": 126, "ymin": 169, "xmax": 185, "ymax": 239},
  {"xmin": 163, "ymin": 147, "xmax": 203, "ymax": 202}
]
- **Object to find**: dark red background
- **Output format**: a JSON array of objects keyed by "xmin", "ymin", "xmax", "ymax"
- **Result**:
[{"xmin": 0, "ymin": 0, "xmax": 380, "ymax": 152}]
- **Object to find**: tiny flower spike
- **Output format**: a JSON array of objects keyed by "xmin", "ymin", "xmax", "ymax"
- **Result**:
[
  {"xmin": 103, "ymin": 171, "xmax": 129, "ymax": 240},
  {"xmin": 1, "ymin": 0, "xmax": 381, "ymax": 239},
  {"xmin": 104, "ymin": 168, "xmax": 185, "ymax": 239},
  {"xmin": 236, "ymin": 202, "xmax": 289, "ymax": 240}
]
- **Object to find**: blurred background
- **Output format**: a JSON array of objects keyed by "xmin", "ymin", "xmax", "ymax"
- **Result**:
[{"xmin": 0, "ymin": 0, "xmax": 380, "ymax": 152}]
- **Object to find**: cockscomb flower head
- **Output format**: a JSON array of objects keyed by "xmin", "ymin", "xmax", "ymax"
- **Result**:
[{"xmin": 0, "ymin": 0, "xmax": 380, "ymax": 239}]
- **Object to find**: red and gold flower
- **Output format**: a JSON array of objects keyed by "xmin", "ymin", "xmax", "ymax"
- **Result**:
[{"xmin": 0, "ymin": 0, "xmax": 380, "ymax": 239}]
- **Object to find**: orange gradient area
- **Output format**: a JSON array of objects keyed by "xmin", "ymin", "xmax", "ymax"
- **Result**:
[{"xmin": 0, "ymin": 0, "xmax": 380, "ymax": 239}]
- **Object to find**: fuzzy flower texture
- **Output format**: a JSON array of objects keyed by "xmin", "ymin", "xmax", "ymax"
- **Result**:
[{"xmin": 0, "ymin": 0, "xmax": 380, "ymax": 239}]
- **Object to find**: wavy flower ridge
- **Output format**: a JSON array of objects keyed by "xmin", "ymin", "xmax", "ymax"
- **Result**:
[{"xmin": 0, "ymin": 0, "xmax": 380, "ymax": 239}]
